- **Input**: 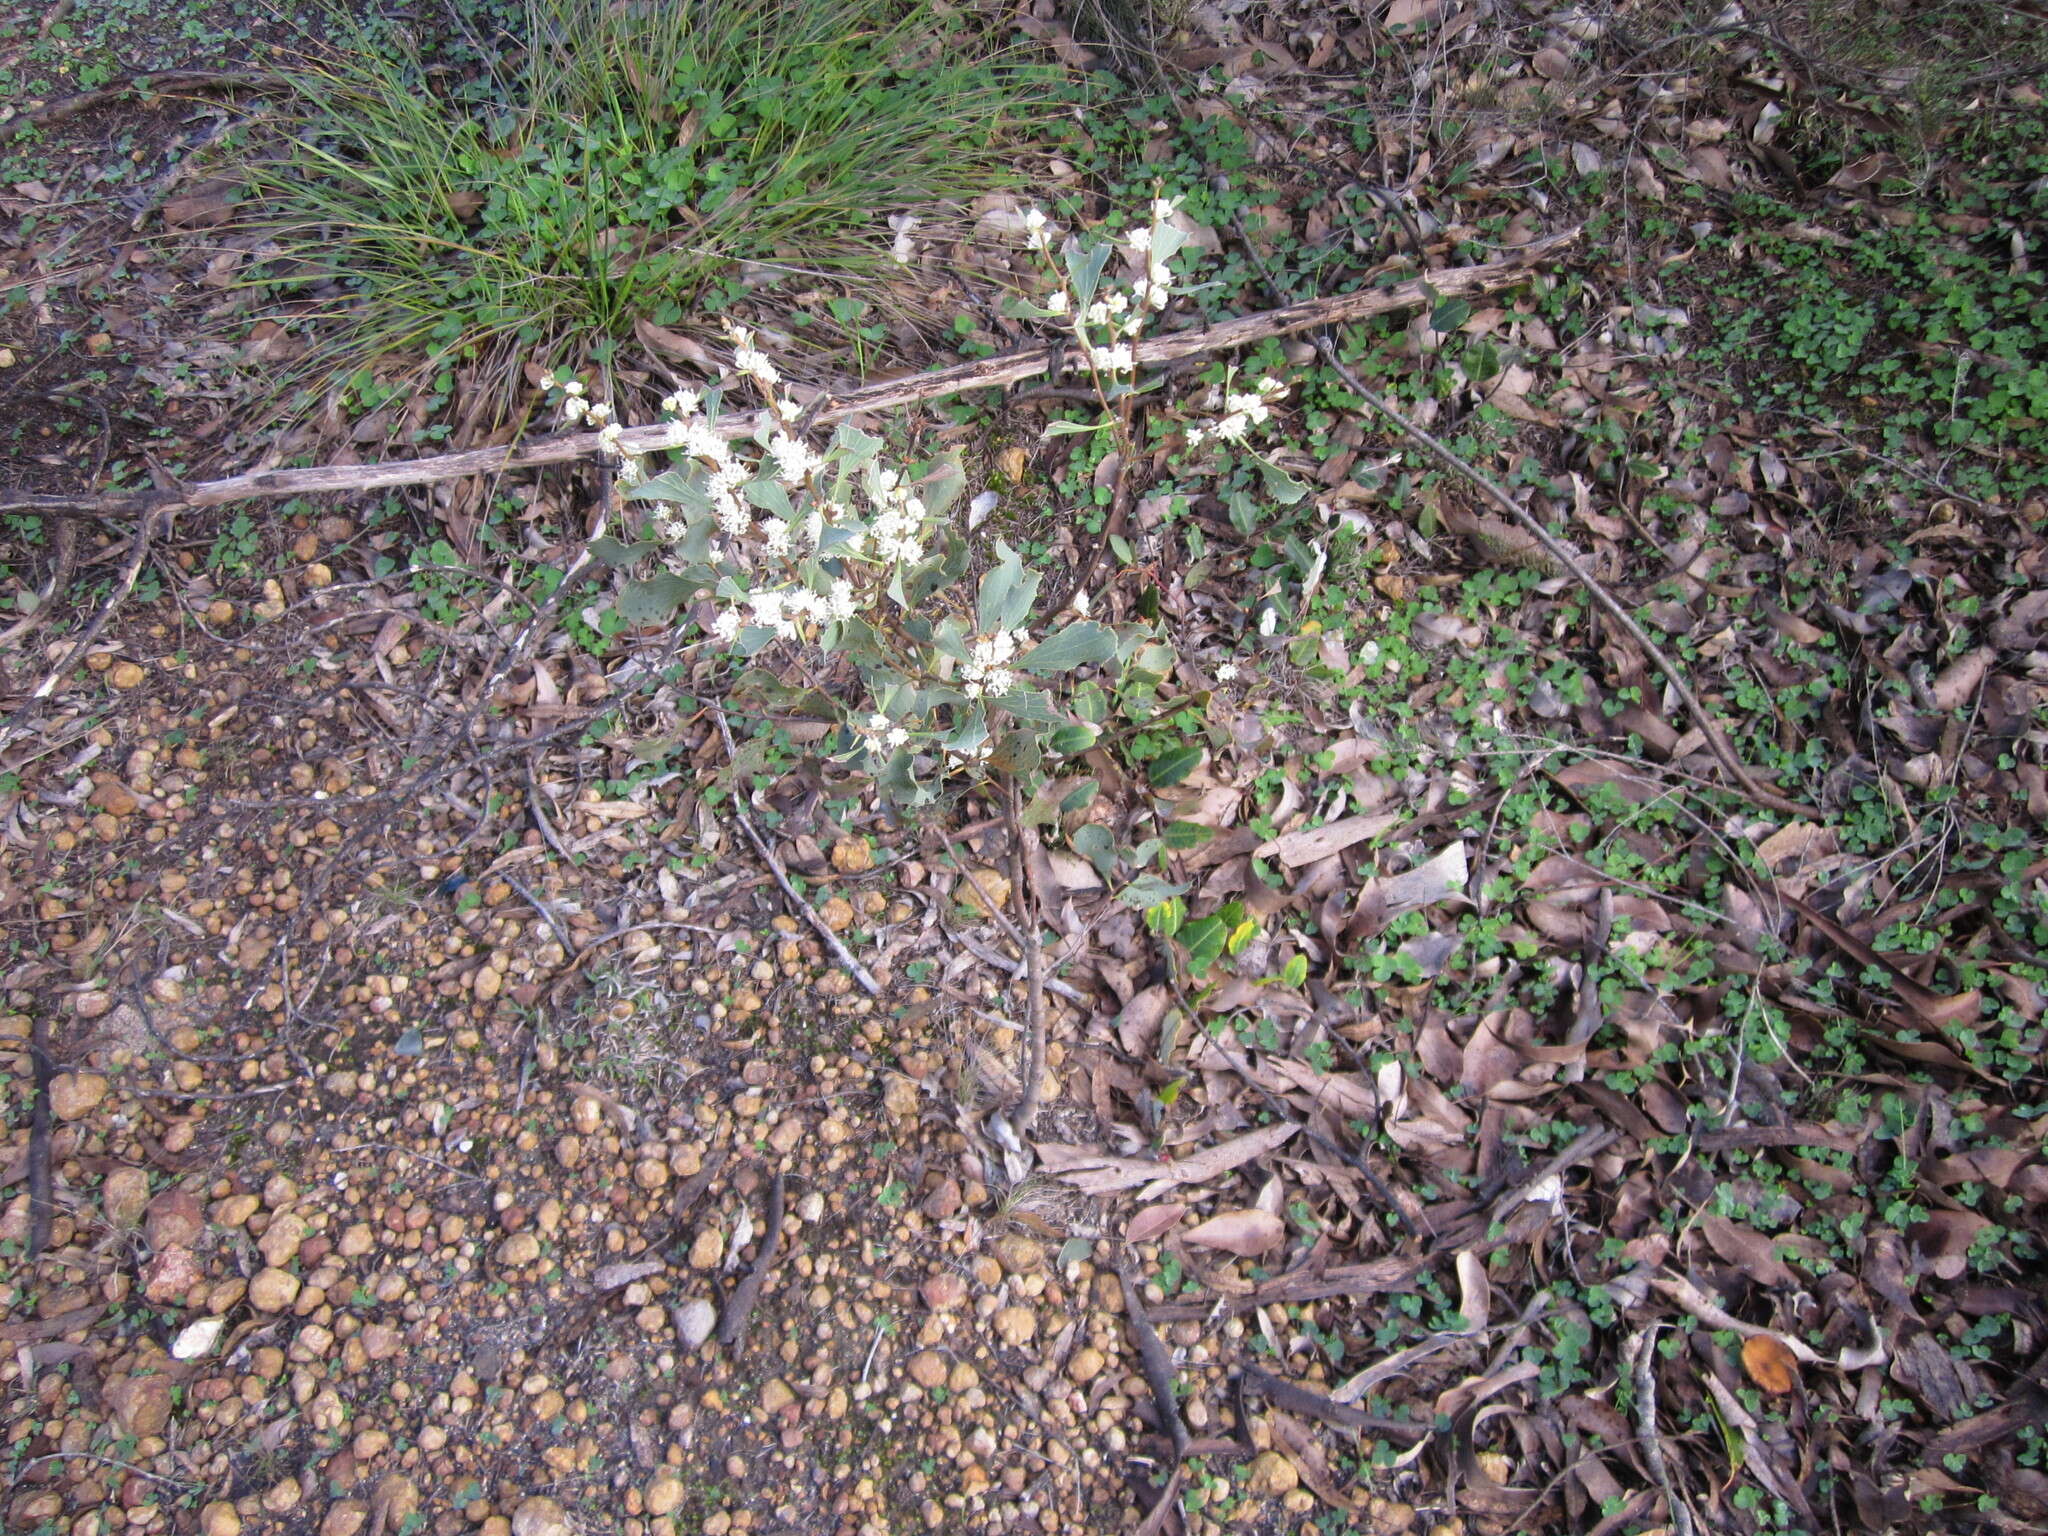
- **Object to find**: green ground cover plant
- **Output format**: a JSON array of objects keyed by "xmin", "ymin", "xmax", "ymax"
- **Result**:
[{"xmin": 232, "ymin": 0, "xmax": 1051, "ymax": 439}]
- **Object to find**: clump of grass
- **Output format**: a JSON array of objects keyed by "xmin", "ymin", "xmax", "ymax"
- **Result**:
[{"xmin": 235, "ymin": 0, "xmax": 1052, "ymax": 441}]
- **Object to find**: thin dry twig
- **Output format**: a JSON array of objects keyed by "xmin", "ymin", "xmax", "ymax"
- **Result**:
[
  {"xmin": 1631, "ymin": 1325, "xmax": 1698, "ymax": 1536},
  {"xmin": 710, "ymin": 703, "xmax": 881, "ymax": 997},
  {"xmin": 0, "ymin": 237, "xmax": 1578, "ymax": 522},
  {"xmin": 1117, "ymin": 1248, "xmax": 1191, "ymax": 1463},
  {"xmin": 1237, "ymin": 1365, "xmax": 1431, "ymax": 1442},
  {"xmin": 716, "ymin": 1171, "xmax": 785, "ymax": 1347},
  {"xmin": 26, "ymin": 1012, "xmax": 53, "ymax": 1259}
]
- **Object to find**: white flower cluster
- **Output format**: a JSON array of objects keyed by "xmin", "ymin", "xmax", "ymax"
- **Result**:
[
  {"xmin": 1186, "ymin": 375, "xmax": 1288, "ymax": 449},
  {"xmin": 859, "ymin": 712, "xmax": 913, "ymax": 752},
  {"xmin": 728, "ymin": 324, "xmax": 779, "ymax": 387},
  {"xmin": 542, "ymin": 370, "xmax": 645, "ymax": 487},
  {"xmin": 961, "ymin": 628, "xmax": 1030, "ymax": 699},
  {"xmin": 1019, "ymin": 193, "xmax": 1186, "ymax": 390}
]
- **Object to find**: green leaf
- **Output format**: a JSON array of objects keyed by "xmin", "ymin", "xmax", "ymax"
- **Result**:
[
  {"xmin": 1020, "ymin": 621, "xmax": 1116, "ymax": 675},
  {"xmin": 1047, "ymin": 723, "xmax": 1098, "ymax": 754},
  {"xmin": 994, "ymin": 687, "xmax": 1062, "ymax": 725},
  {"xmin": 902, "ymin": 528, "xmax": 969, "ymax": 608},
  {"xmin": 1066, "ymin": 239, "xmax": 1114, "ymax": 311},
  {"xmin": 588, "ymin": 535, "xmax": 650, "ymax": 568},
  {"xmin": 1070, "ymin": 681, "xmax": 1109, "ymax": 724},
  {"xmin": 1121, "ymin": 873, "xmax": 1188, "ymax": 909},
  {"xmin": 1070, "ymin": 820, "xmax": 1115, "ymax": 874},
  {"xmin": 1061, "ymin": 778, "xmax": 1101, "ymax": 817},
  {"xmin": 626, "ymin": 466, "xmax": 712, "ymax": 509},
  {"xmin": 1179, "ymin": 913, "xmax": 1227, "ymax": 973},
  {"xmin": 1256, "ymin": 455, "xmax": 1310, "ymax": 505},
  {"xmin": 912, "ymin": 448, "xmax": 968, "ymax": 519},
  {"xmin": 1431, "ymin": 295, "xmax": 1473, "ymax": 333},
  {"xmin": 615, "ymin": 572, "xmax": 699, "ymax": 625},
  {"xmin": 831, "ymin": 422, "xmax": 884, "ymax": 463},
  {"xmin": 745, "ymin": 477, "xmax": 793, "ymax": 518},
  {"xmin": 1147, "ymin": 744, "xmax": 1204, "ymax": 788},
  {"xmin": 977, "ymin": 541, "xmax": 1040, "ymax": 635},
  {"xmin": 1161, "ymin": 819, "xmax": 1214, "ymax": 850},
  {"xmin": 1144, "ymin": 895, "xmax": 1186, "ymax": 938},
  {"xmin": 1042, "ymin": 417, "xmax": 1112, "ymax": 437},
  {"xmin": 1278, "ymin": 953, "xmax": 1309, "ymax": 989}
]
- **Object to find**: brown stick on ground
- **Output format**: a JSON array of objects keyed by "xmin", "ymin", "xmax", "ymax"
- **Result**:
[
  {"xmin": 716, "ymin": 1172, "xmax": 786, "ymax": 1347},
  {"xmin": 1117, "ymin": 1251, "xmax": 1191, "ymax": 1463},
  {"xmin": 1, "ymin": 232, "xmax": 1578, "ymax": 521}
]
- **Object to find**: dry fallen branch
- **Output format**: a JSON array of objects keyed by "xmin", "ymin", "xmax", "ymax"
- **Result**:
[{"xmin": 1, "ymin": 234, "xmax": 1576, "ymax": 522}]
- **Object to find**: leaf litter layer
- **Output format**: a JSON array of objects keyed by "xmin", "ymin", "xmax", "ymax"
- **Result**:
[{"xmin": 4, "ymin": 2, "xmax": 2048, "ymax": 1534}]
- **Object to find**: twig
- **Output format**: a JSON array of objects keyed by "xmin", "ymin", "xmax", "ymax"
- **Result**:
[
  {"xmin": 504, "ymin": 875, "xmax": 578, "ymax": 955},
  {"xmin": 1225, "ymin": 212, "xmax": 1809, "ymax": 818},
  {"xmin": 950, "ymin": 929, "xmax": 1091, "ymax": 1006},
  {"xmin": 0, "ymin": 69, "xmax": 285, "ymax": 141},
  {"xmin": 0, "ymin": 504, "xmax": 167, "ymax": 754},
  {"xmin": 716, "ymin": 1172, "xmax": 785, "ymax": 1347},
  {"xmin": 709, "ymin": 703, "xmax": 880, "ymax": 997},
  {"xmin": 26, "ymin": 1012, "xmax": 53, "ymax": 1259},
  {"xmin": 525, "ymin": 757, "xmax": 577, "ymax": 867},
  {"xmin": 1630, "ymin": 1326, "xmax": 1697, "ymax": 1536},
  {"xmin": 1, "ymin": 237, "xmax": 1579, "ymax": 521},
  {"xmin": 1006, "ymin": 785, "xmax": 1049, "ymax": 1143},
  {"xmin": 1237, "ymin": 1365, "xmax": 1430, "ymax": 1442},
  {"xmin": 1117, "ymin": 1249, "xmax": 1191, "ymax": 1462}
]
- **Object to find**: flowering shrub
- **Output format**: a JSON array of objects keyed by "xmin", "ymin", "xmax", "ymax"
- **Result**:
[{"xmin": 568, "ymin": 200, "xmax": 1296, "ymax": 805}]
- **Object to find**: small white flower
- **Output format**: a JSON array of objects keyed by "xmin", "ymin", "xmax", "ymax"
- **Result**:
[
  {"xmin": 562, "ymin": 395, "xmax": 589, "ymax": 425},
  {"xmin": 827, "ymin": 579, "xmax": 857, "ymax": 622},
  {"xmin": 586, "ymin": 400, "xmax": 613, "ymax": 426},
  {"xmin": 562, "ymin": 380, "xmax": 586, "ymax": 398},
  {"xmin": 538, "ymin": 370, "xmax": 557, "ymax": 390},
  {"xmin": 613, "ymin": 452, "xmax": 646, "ymax": 488},
  {"xmin": 596, "ymin": 421, "xmax": 624, "ymax": 449},
  {"xmin": 1024, "ymin": 207, "xmax": 1047, "ymax": 233},
  {"xmin": 1103, "ymin": 290, "xmax": 1129, "ymax": 316},
  {"xmin": 711, "ymin": 608, "xmax": 743, "ymax": 643},
  {"xmin": 885, "ymin": 726, "xmax": 910, "ymax": 749},
  {"xmin": 761, "ymin": 519, "xmax": 793, "ymax": 555},
  {"xmin": 1216, "ymin": 662, "xmax": 1240, "ymax": 682},
  {"xmin": 775, "ymin": 398, "xmax": 802, "ymax": 423},
  {"xmin": 1151, "ymin": 195, "xmax": 1181, "ymax": 222},
  {"xmin": 1069, "ymin": 589, "xmax": 1091, "ymax": 616},
  {"xmin": 1127, "ymin": 227, "xmax": 1153, "ymax": 253},
  {"xmin": 768, "ymin": 433, "xmax": 824, "ymax": 484},
  {"xmin": 1045, "ymin": 290, "xmax": 1070, "ymax": 315},
  {"xmin": 661, "ymin": 389, "xmax": 701, "ymax": 416}
]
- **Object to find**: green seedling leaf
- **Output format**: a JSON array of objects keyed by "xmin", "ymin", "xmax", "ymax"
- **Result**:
[
  {"xmin": 1431, "ymin": 295, "xmax": 1473, "ymax": 333},
  {"xmin": 1161, "ymin": 820, "xmax": 1214, "ymax": 850},
  {"xmin": 1043, "ymin": 417, "xmax": 1113, "ymax": 437}
]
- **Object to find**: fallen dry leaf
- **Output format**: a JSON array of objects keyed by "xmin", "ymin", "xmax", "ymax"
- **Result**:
[
  {"xmin": 1183, "ymin": 1207, "xmax": 1286, "ymax": 1257},
  {"xmin": 1741, "ymin": 1333, "xmax": 1802, "ymax": 1394}
]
